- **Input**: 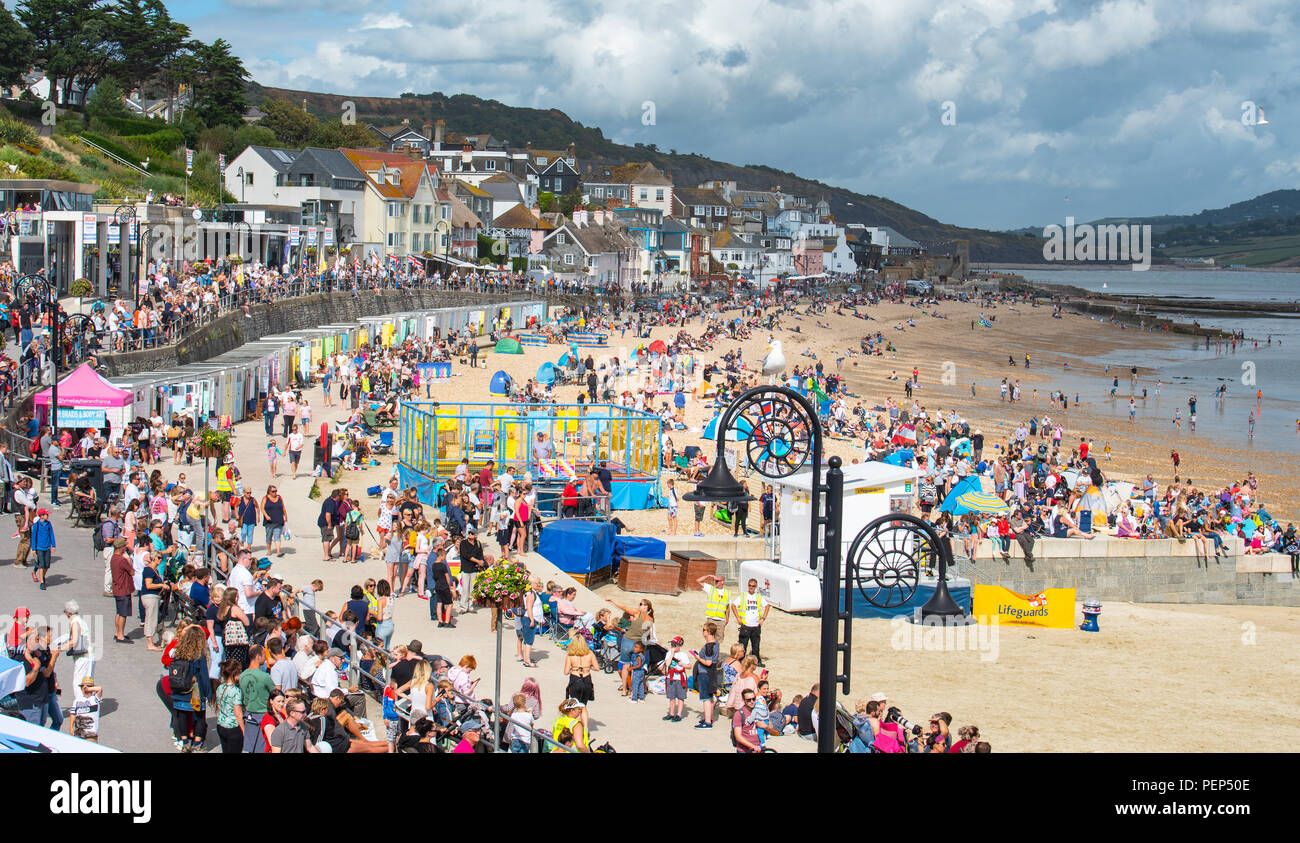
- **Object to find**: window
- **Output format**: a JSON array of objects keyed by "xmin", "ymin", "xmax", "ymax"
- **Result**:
[
  {"xmin": 386, "ymin": 232, "xmax": 397, "ymax": 247},
  {"xmin": 564, "ymin": 253, "xmax": 575, "ymax": 266},
  {"xmin": 656, "ymin": 189, "xmax": 664, "ymax": 201},
  {"xmin": 387, "ymin": 202, "xmax": 400, "ymax": 217},
  {"xmin": 486, "ymin": 160, "xmax": 496, "ymax": 170},
  {"xmin": 566, "ymin": 158, "xmax": 575, "ymax": 167},
  {"xmin": 639, "ymin": 189, "xmax": 647, "ymax": 200},
  {"xmin": 557, "ymin": 233, "xmax": 566, "ymax": 245},
  {"xmin": 694, "ymin": 205, "xmax": 705, "ymax": 216},
  {"xmin": 536, "ymin": 156, "xmax": 546, "ymax": 165},
  {"xmin": 593, "ymin": 187, "xmax": 604, "ymax": 197},
  {"xmin": 441, "ymin": 205, "xmax": 451, "ymax": 220},
  {"xmin": 423, "ymin": 205, "xmax": 431, "ymax": 224},
  {"xmin": 246, "ymin": 172, "xmax": 254, "ymax": 185},
  {"xmin": 713, "ymin": 222, "xmax": 722, "ymax": 231}
]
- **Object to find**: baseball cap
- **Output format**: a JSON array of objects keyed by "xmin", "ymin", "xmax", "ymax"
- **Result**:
[
  {"xmin": 461, "ymin": 719, "xmax": 483, "ymax": 731},
  {"xmin": 670, "ymin": 636, "xmax": 684, "ymax": 646},
  {"xmin": 36, "ymin": 508, "xmax": 49, "ymax": 516}
]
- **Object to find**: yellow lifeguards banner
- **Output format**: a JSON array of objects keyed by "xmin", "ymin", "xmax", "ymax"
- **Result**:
[{"xmin": 972, "ymin": 585, "xmax": 1075, "ymax": 629}]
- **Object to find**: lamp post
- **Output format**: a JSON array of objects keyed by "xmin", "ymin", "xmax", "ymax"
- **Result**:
[
  {"xmin": 682, "ymin": 385, "xmax": 844, "ymax": 753},
  {"xmin": 18, "ymin": 273, "xmax": 61, "ymax": 439},
  {"xmin": 686, "ymin": 385, "xmax": 964, "ymax": 753}
]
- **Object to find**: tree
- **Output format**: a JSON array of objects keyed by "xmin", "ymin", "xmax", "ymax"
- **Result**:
[
  {"xmin": 17, "ymin": 0, "xmax": 115, "ymax": 104},
  {"xmin": 190, "ymin": 38, "xmax": 247, "ymax": 128},
  {"xmin": 228, "ymin": 122, "xmax": 276, "ymax": 157},
  {"xmin": 537, "ymin": 191, "xmax": 555, "ymax": 213},
  {"xmin": 259, "ymin": 97, "xmax": 317, "ymax": 147},
  {"xmin": 0, "ymin": 3, "xmax": 33, "ymax": 89},
  {"xmin": 310, "ymin": 119, "xmax": 376, "ymax": 149},
  {"xmin": 558, "ymin": 187, "xmax": 583, "ymax": 216},
  {"xmin": 85, "ymin": 76, "xmax": 129, "ymax": 119},
  {"xmin": 109, "ymin": 0, "xmax": 176, "ymax": 95}
]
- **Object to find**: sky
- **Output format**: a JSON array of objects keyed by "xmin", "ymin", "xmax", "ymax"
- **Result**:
[{"xmin": 164, "ymin": 0, "xmax": 1300, "ymax": 231}]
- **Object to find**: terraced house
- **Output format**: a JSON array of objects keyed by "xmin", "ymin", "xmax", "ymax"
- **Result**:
[{"xmin": 340, "ymin": 148, "xmax": 451, "ymax": 262}]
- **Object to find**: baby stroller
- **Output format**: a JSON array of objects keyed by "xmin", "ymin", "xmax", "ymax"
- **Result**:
[{"xmin": 594, "ymin": 628, "xmax": 622, "ymax": 674}]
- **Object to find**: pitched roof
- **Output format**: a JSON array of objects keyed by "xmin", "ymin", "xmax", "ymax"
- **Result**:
[
  {"xmin": 339, "ymin": 148, "xmax": 433, "ymax": 199},
  {"xmin": 479, "ymin": 180, "xmax": 527, "ymax": 203},
  {"xmin": 247, "ymin": 146, "xmax": 298, "ymax": 173},
  {"xmin": 447, "ymin": 192, "xmax": 482, "ymax": 228},
  {"xmin": 290, "ymin": 148, "xmax": 365, "ymax": 181},
  {"xmin": 493, "ymin": 204, "xmax": 552, "ymax": 230},
  {"xmin": 674, "ymin": 187, "xmax": 729, "ymax": 208},
  {"xmin": 449, "ymin": 178, "xmax": 492, "ymax": 198},
  {"xmin": 605, "ymin": 162, "xmax": 672, "ymax": 186}
]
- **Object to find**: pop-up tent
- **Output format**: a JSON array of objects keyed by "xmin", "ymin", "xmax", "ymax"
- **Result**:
[
  {"xmin": 539, "ymin": 519, "xmax": 616, "ymax": 583},
  {"xmin": 34, "ymin": 363, "xmax": 133, "ymax": 437},
  {"xmin": 494, "ymin": 337, "xmax": 524, "ymax": 354},
  {"xmin": 488, "ymin": 370, "xmax": 513, "ymax": 396},
  {"xmin": 648, "ymin": 339, "xmax": 668, "ymax": 355},
  {"xmin": 536, "ymin": 361, "xmax": 558, "ymax": 386}
]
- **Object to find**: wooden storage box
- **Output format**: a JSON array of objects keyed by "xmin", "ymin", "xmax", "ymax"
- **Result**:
[
  {"xmin": 618, "ymin": 557, "xmax": 681, "ymax": 595},
  {"xmin": 671, "ymin": 549, "xmax": 718, "ymax": 590}
]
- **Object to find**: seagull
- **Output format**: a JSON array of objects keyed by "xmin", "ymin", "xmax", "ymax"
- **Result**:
[{"xmin": 762, "ymin": 339, "xmax": 786, "ymax": 382}]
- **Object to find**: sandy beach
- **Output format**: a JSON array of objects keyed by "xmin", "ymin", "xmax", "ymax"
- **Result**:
[{"xmin": 176, "ymin": 292, "xmax": 1300, "ymax": 752}]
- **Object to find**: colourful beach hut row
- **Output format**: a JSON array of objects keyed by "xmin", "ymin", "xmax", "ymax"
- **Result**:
[{"xmin": 356, "ymin": 300, "xmax": 548, "ymax": 348}]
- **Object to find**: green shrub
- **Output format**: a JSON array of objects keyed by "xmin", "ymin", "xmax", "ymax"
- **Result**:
[
  {"xmin": 95, "ymin": 114, "xmax": 170, "ymax": 136},
  {"xmin": 0, "ymin": 117, "xmax": 40, "ymax": 147},
  {"xmin": 69, "ymin": 278, "xmax": 94, "ymax": 297},
  {"xmin": 13, "ymin": 154, "xmax": 77, "ymax": 181}
]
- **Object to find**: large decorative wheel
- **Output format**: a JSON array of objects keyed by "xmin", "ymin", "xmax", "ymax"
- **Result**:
[
  {"xmin": 845, "ymin": 515, "xmax": 937, "ymax": 608},
  {"xmin": 730, "ymin": 388, "xmax": 814, "ymax": 479}
]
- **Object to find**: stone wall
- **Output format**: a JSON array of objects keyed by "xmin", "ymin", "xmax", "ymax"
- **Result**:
[{"xmin": 967, "ymin": 536, "xmax": 1299, "ymax": 606}]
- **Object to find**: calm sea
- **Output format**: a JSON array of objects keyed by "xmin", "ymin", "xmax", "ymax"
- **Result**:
[{"xmin": 994, "ymin": 268, "xmax": 1300, "ymax": 443}]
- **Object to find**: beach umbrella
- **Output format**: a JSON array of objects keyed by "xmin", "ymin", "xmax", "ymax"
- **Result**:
[
  {"xmin": 937, "ymin": 475, "xmax": 982, "ymax": 513},
  {"xmin": 890, "ymin": 423, "xmax": 916, "ymax": 445},
  {"xmin": 950, "ymin": 489, "xmax": 1010, "ymax": 515}
]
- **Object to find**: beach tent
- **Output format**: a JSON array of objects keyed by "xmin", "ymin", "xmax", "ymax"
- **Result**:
[
  {"xmin": 488, "ymin": 371, "xmax": 513, "ymax": 397},
  {"xmin": 937, "ymin": 475, "xmax": 982, "ymax": 514},
  {"xmin": 494, "ymin": 337, "xmax": 524, "ymax": 354},
  {"xmin": 536, "ymin": 361, "xmax": 558, "ymax": 386},
  {"xmin": 539, "ymin": 519, "xmax": 616, "ymax": 578},
  {"xmin": 949, "ymin": 488, "xmax": 1010, "ymax": 515},
  {"xmin": 648, "ymin": 339, "xmax": 668, "ymax": 355},
  {"xmin": 703, "ymin": 413, "xmax": 754, "ymax": 441},
  {"xmin": 694, "ymin": 381, "xmax": 717, "ymax": 399},
  {"xmin": 0, "ymin": 654, "xmax": 23, "ymax": 698}
]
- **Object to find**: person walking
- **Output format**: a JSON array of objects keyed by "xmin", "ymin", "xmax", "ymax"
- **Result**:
[
  {"xmin": 30, "ymin": 507, "xmax": 55, "ymax": 590},
  {"xmin": 62, "ymin": 600, "xmax": 94, "ymax": 694},
  {"xmin": 215, "ymin": 659, "xmax": 246, "ymax": 754},
  {"xmin": 260, "ymin": 486, "xmax": 287, "ymax": 557},
  {"xmin": 692, "ymin": 622, "xmax": 720, "ymax": 729}
]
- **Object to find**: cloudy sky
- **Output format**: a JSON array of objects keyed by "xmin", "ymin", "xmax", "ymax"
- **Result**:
[{"xmin": 168, "ymin": 0, "xmax": 1298, "ymax": 230}]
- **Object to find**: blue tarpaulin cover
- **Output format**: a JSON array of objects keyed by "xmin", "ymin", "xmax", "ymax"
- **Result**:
[
  {"xmin": 539, "ymin": 519, "xmax": 617, "ymax": 575},
  {"xmin": 614, "ymin": 535, "xmax": 666, "ymax": 560}
]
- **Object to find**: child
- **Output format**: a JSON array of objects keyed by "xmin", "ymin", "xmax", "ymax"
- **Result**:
[
  {"xmin": 267, "ymin": 439, "xmax": 282, "ymax": 476},
  {"xmin": 382, "ymin": 678, "xmax": 401, "ymax": 752},
  {"xmin": 1103, "ymin": 443, "xmax": 1112, "ymax": 461},
  {"xmin": 505, "ymin": 693, "xmax": 535, "ymax": 753},
  {"xmin": 665, "ymin": 479, "xmax": 678, "ymax": 535},
  {"xmin": 31, "ymin": 508, "xmax": 55, "ymax": 590},
  {"xmin": 70, "ymin": 676, "xmax": 102, "ymax": 743},
  {"xmin": 345, "ymin": 505, "xmax": 364, "ymax": 564},
  {"xmin": 693, "ymin": 500, "xmax": 706, "ymax": 537},
  {"xmin": 661, "ymin": 636, "xmax": 692, "ymax": 722},
  {"xmin": 629, "ymin": 642, "xmax": 646, "ymax": 702}
]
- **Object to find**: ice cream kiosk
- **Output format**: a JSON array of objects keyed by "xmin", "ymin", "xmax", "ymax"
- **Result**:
[{"xmin": 740, "ymin": 461, "xmax": 920, "ymax": 612}]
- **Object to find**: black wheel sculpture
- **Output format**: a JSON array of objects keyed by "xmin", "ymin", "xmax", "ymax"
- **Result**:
[
  {"xmin": 730, "ymin": 388, "xmax": 814, "ymax": 479},
  {"xmin": 845, "ymin": 515, "xmax": 936, "ymax": 609}
]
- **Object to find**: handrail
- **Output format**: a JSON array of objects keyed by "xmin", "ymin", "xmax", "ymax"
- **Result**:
[{"xmin": 76, "ymin": 135, "xmax": 150, "ymax": 176}]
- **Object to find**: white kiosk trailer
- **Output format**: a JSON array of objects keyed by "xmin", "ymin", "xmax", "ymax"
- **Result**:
[{"xmin": 741, "ymin": 461, "xmax": 925, "ymax": 612}]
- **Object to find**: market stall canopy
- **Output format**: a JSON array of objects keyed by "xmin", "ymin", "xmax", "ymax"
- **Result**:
[{"xmin": 34, "ymin": 364, "xmax": 133, "ymax": 408}]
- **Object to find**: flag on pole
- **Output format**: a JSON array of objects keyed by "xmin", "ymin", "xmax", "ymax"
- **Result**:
[
  {"xmin": 407, "ymin": 254, "xmax": 422, "ymax": 271},
  {"xmin": 218, "ymin": 153, "xmax": 226, "ymax": 175},
  {"xmin": 185, "ymin": 148, "xmax": 194, "ymax": 176}
]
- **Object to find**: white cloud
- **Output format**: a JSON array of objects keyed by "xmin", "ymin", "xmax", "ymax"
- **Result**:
[{"xmin": 359, "ymin": 13, "xmax": 410, "ymax": 30}]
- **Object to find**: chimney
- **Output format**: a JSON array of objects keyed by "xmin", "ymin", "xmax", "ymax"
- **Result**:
[
  {"xmin": 423, "ymin": 121, "xmax": 432, "ymax": 138},
  {"xmin": 574, "ymin": 209, "xmax": 588, "ymax": 227},
  {"xmin": 567, "ymin": 142, "xmax": 575, "ymax": 158},
  {"xmin": 434, "ymin": 118, "xmax": 445, "ymax": 148},
  {"xmin": 402, "ymin": 118, "xmax": 410, "ymax": 125},
  {"xmin": 593, "ymin": 208, "xmax": 605, "ymax": 226}
]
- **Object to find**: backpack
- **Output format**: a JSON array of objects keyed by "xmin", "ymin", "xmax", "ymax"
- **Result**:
[
  {"xmin": 168, "ymin": 658, "xmax": 194, "ymax": 695},
  {"xmin": 92, "ymin": 526, "xmax": 106, "ymax": 552},
  {"xmin": 223, "ymin": 614, "xmax": 248, "ymax": 646},
  {"xmin": 344, "ymin": 513, "xmax": 362, "ymax": 541}
]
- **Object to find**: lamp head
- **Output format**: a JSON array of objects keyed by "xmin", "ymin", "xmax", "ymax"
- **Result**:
[{"xmin": 682, "ymin": 458, "xmax": 753, "ymax": 505}]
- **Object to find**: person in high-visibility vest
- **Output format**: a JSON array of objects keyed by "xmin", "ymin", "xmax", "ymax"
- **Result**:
[
  {"xmin": 730, "ymin": 578, "xmax": 770, "ymax": 667},
  {"xmin": 215, "ymin": 455, "xmax": 239, "ymax": 522},
  {"xmin": 697, "ymin": 574, "xmax": 730, "ymax": 643}
]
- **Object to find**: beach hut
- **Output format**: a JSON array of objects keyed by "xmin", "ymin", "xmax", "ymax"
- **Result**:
[
  {"xmin": 494, "ymin": 337, "xmax": 524, "ymax": 354},
  {"xmin": 536, "ymin": 361, "xmax": 558, "ymax": 386},
  {"xmin": 488, "ymin": 370, "xmax": 513, "ymax": 397}
]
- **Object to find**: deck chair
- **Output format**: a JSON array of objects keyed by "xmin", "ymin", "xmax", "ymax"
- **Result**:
[
  {"xmin": 372, "ymin": 431, "xmax": 394, "ymax": 454},
  {"xmin": 362, "ymin": 409, "xmax": 382, "ymax": 430},
  {"xmin": 673, "ymin": 454, "xmax": 690, "ymax": 477}
]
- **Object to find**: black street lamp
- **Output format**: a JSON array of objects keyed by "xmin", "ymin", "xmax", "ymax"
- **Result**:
[
  {"xmin": 686, "ymin": 385, "xmax": 965, "ymax": 753},
  {"xmin": 17, "ymin": 273, "xmax": 61, "ymax": 438}
]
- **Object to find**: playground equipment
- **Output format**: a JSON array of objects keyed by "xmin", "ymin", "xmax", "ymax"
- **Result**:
[{"xmin": 399, "ymin": 400, "xmax": 664, "ymax": 509}]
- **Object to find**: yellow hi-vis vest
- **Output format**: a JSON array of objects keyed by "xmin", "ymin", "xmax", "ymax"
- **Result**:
[
  {"xmin": 215, "ymin": 464, "xmax": 234, "ymax": 492},
  {"xmin": 705, "ymin": 586, "xmax": 730, "ymax": 619}
]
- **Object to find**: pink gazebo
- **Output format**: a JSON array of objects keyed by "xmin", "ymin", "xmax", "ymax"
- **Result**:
[{"xmin": 35, "ymin": 364, "xmax": 134, "ymax": 439}]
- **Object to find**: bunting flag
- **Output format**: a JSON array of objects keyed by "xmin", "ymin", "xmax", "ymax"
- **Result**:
[
  {"xmin": 407, "ymin": 254, "xmax": 422, "ymax": 271},
  {"xmin": 353, "ymin": 254, "xmax": 361, "ymax": 270},
  {"xmin": 386, "ymin": 254, "xmax": 399, "ymax": 270}
]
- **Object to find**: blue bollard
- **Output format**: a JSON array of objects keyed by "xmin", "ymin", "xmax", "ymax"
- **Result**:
[{"xmin": 1080, "ymin": 598, "xmax": 1102, "ymax": 632}]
